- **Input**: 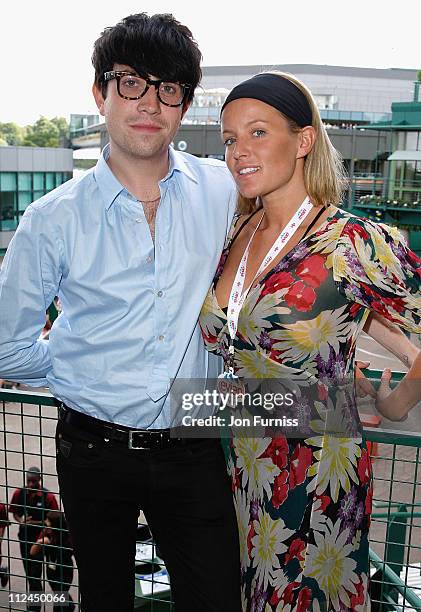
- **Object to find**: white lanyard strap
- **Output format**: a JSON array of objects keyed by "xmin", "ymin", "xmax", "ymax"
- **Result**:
[{"xmin": 227, "ymin": 196, "xmax": 313, "ymax": 342}]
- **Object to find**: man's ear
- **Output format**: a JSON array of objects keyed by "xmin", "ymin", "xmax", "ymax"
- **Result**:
[
  {"xmin": 296, "ymin": 126, "xmax": 316, "ymax": 159},
  {"xmin": 92, "ymin": 82, "xmax": 106, "ymax": 116}
]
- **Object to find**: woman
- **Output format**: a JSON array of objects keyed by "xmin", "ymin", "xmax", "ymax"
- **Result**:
[
  {"xmin": 30, "ymin": 510, "xmax": 75, "ymax": 611},
  {"xmin": 199, "ymin": 72, "xmax": 421, "ymax": 611}
]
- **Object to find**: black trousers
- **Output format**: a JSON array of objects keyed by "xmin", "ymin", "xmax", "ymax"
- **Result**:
[
  {"xmin": 47, "ymin": 565, "xmax": 75, "ymax": 612},
  {"xmin": 18, "ymin": 540, "xmax": 43, "ymax": 611},
  {"xmin": 55, "ymin": 418, "xmax": 241, "ymax": 612}
]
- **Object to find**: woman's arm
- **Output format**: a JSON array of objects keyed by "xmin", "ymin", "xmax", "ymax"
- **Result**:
[
  {"xmin": 356, "ymin": 313, "xmax": 421, "ymax": 421},
  {"xmin": 374, "ymin": 352, "xmax": 421, "ymax": 421},
  {"xmin": 356, "ymin": 313, "xmax": 420, "ymax": 398},
  {"xmin": 359, "ymin": 313, "xmax": 421, "ymax": 419},
  {"xmin": 30, "ymin": 536, "xmax": 50, "ymax": 557},
  {"xmin": 363, "ymin": 312, "xmax": 420, "ymax": 368}
]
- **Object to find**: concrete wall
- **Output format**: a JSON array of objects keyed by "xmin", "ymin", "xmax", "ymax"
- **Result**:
[
  {"xmin": 201, "ymin": 65, "xmax": 418, "ymax": 114},
  {"xmin": 0, "ymin": 146, "xmax": 73, "ymax": 172},
  {"xmin": 171, "ymin": 125, "xmax": 391, "ymax": 161}
]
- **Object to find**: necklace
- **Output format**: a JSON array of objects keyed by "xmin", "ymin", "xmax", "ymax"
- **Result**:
[{"xmin": 140, "ymin": 195, "xmax": 161, "ymax": 204}]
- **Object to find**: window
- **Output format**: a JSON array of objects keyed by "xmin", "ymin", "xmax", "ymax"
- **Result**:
[
  {"xmin": 33, "ymin": 173, "xmax": 45, "ymax": 190},
  {"xmin": 18, "ymin": 191, "xmax": 32, "ymax": 212},
  {"xmin": 46, "ymin": 173, "xmax": 55, "ymax": 190},
  {"xmin": 18, "ymin": 173, "xmax": 32, "ymax": 191},
  {"xmin": 0, "ymin": 173, "xmax": 17, "ymax": 191},
  {"xmin": 0, "ymin": 192, "xmax": 17, "ymax": 231},
  {"xmin": 1, "ymin": 170, "xmax": 71, "ymax": 231}
]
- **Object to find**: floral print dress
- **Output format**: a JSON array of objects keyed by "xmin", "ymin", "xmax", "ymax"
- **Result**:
[{"xmin": 199, "ymin": 208, "xmax": 421, "ymax": 612}]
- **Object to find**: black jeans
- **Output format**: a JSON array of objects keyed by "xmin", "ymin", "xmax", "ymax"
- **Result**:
[{"xmin": 56, "ymin": 418, "xmax": 241, "ymax": 612}]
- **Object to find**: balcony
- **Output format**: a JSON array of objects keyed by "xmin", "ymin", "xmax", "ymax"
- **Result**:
[{"xmin": 0, "ymin": 386, "xmax": 420, "ymax": 611}]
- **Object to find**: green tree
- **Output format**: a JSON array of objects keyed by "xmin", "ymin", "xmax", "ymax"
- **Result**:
[
  {"xmin": 23, "ymin": 116, "xmax": 60, "ymax": 147},
  {"xmin": 51, "ymin": 116, "xmax": 70, "ymax": 145},
  {"xmin": 418, "ymin": 69, "xmax": 421, "ymax": 82},
  {"xmin": 0, "ymin": 122, "xmax": 25, "ymax": 145}
]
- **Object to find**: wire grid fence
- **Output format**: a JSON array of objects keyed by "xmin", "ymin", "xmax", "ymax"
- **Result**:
[
  {"xmin": 367, "ymin": 428, "xmax": 421, "ymax": 611},
  {"xmin": 1, "ymin": 389, "xmax": 421, "ymax": 611},
  {"xmin": 0, "ymin": 390, "xmax": 172, "ymax": 611}
]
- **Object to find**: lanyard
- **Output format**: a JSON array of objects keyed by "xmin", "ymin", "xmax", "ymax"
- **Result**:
[{"xmin": 227, "ymin": 196, "xmax": 313, "ymax": 349}]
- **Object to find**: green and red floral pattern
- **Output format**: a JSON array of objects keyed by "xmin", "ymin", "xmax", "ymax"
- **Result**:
[{"xmin": 199, "ymin": 208, "xmax": 421, "ymax": 611}]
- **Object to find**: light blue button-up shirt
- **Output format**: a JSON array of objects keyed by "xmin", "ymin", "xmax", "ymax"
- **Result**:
[{"xmin": 0, "ymin": 145, "xmax": 236, "ymax": 428}]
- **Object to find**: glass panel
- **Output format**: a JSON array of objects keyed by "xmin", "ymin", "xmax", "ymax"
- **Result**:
[
  {"xmin": 1, "ymin": 218, "xmax": 18, "ymax": 230},
  {"xmin": 0, "ymin": 172, "xmax": 17, "ymax": 191},
  {"xmin": 0, "ymin": 192, "xmax": 17, "ymax": 231},
  {"xmin": 18, "ymin": 191, "xmax": 32, "ymax": 212},
  {"xmin": 18, "ymin": 172, "xmax": 32, "ymax": 191},
  {"xmin": 33, "ymin": 191, "xmax": 45, "ymax": 201},
  {"xmin": 405, "ymin": 132, "xmax": 418, "ymax": 150},
  {"xmin": 404, "ymin": 161, "xmax": 416, "ymax": 186},
  {"xmin": 46, "ymin": 173, "xmax": 55, "ymax": 190},
  {"xmin": 55, "ymin": 172, "xmax": 63, "ymax": 186},
  {"xmin": 33, "ymin": 173, "xmax": 44, "ymax": 190}
]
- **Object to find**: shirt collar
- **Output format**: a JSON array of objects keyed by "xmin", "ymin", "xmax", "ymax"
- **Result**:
[
  {"xmin": 166, "ymin": 146, "xmax": 198, "ymax": 184},
  {"xmin": 94, "ymin": 144, "xmax": 126, "ymax": 210},
  {"xmin": 94, "ymin": 143, "xmax": 198, "ymax": 210}
]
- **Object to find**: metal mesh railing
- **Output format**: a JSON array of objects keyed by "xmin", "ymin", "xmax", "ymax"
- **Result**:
[
  {"xmin": 366, "ymin": 427, "xmax": 421, "ymax": 611},
  {"xmin": 1, "ymin": 388, "xmax": 421, "ymax": 611}
]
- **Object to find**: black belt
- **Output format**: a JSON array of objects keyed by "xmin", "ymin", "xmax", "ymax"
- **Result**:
[{"xmin": 58, "ymin": 404, "xmax": 207, "ymax": 450}]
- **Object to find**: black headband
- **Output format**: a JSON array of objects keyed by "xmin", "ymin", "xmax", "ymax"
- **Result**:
[{"xmin": 221, "ymin": 73, "xmax": 312, "ymax": 128}]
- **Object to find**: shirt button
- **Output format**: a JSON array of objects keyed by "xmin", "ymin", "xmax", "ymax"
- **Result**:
[
  {"xmin": 158, "ymin": 335, "xmax": 165, "ymax": 341},
  {"xmin": 136, "ymin": 218, "xmax": 143, "ymax": 223},
  {"xmin": 157, "ymin": 290, "xmax": 163, "ymax": 297},
  {"xmin": 146, "ymin": 256, "xmax": 153, "ymax": 263}
]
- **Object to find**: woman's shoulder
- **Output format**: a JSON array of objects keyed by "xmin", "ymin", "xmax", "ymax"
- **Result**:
[{"xmin": 334, "ymin": 208, "xmax": 408, "ymax": 246}]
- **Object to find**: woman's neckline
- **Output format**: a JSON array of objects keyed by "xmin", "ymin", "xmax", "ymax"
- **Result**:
[{"xmin": 214, "ymin": 205, "xmax": 340, "ymax": 314}]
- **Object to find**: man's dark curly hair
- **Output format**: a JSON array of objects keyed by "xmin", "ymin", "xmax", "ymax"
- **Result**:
[{"xmin": 92, "ymin": 13, "xmax": 202, "ymax": 105}]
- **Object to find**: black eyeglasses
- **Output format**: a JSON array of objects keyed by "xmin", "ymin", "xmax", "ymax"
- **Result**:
[{"xmin": 103, "ymin": 71, "xmax": 191, "ymax": 107}]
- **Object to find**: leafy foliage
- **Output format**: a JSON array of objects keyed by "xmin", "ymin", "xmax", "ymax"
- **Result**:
[
  {"xmin": 0, "ymin": 122, "xmax": 25, "ymax": 145},
  {"xmin": 0, "ymin": 117, "xmax": 69, "ymax": 148}
]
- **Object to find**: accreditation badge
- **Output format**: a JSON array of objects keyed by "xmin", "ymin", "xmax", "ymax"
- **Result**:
[{"xmin": 217, "ymin": 371, "xmax": 247, "ymax": 408}]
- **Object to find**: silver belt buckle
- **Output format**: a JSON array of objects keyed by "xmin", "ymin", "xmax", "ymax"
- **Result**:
[{"xmin": 128, "ymin": 430, "xmax": 150, "ymax": 450}]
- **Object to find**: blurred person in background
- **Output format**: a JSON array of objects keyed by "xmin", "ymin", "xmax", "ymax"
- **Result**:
[
  {"xmin": 31, "ymin": 510, "xmax": 75, "ymax": 612},
  {"xmin": 9, "ymin": 467, "xmax": 59, "ymax": 611}
]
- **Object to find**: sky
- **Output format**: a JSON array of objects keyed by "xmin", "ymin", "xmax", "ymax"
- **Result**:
[{"xmin": 1, "ymin": 0, "xmax": 420, "ymax": 125}]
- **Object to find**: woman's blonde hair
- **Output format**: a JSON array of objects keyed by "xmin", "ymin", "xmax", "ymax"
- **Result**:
[{"xmin": 232, "ymin": 71, "xmax": 348, "ymax": 214}]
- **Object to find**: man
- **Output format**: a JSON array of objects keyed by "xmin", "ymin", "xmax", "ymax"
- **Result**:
[
  {"xmin": 9, "ymin": 468, "xmax": 59, "ymax": 610},
  {"xmin": 0, "ymin": 13, "xmax": 240, "ymax": 612}
]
